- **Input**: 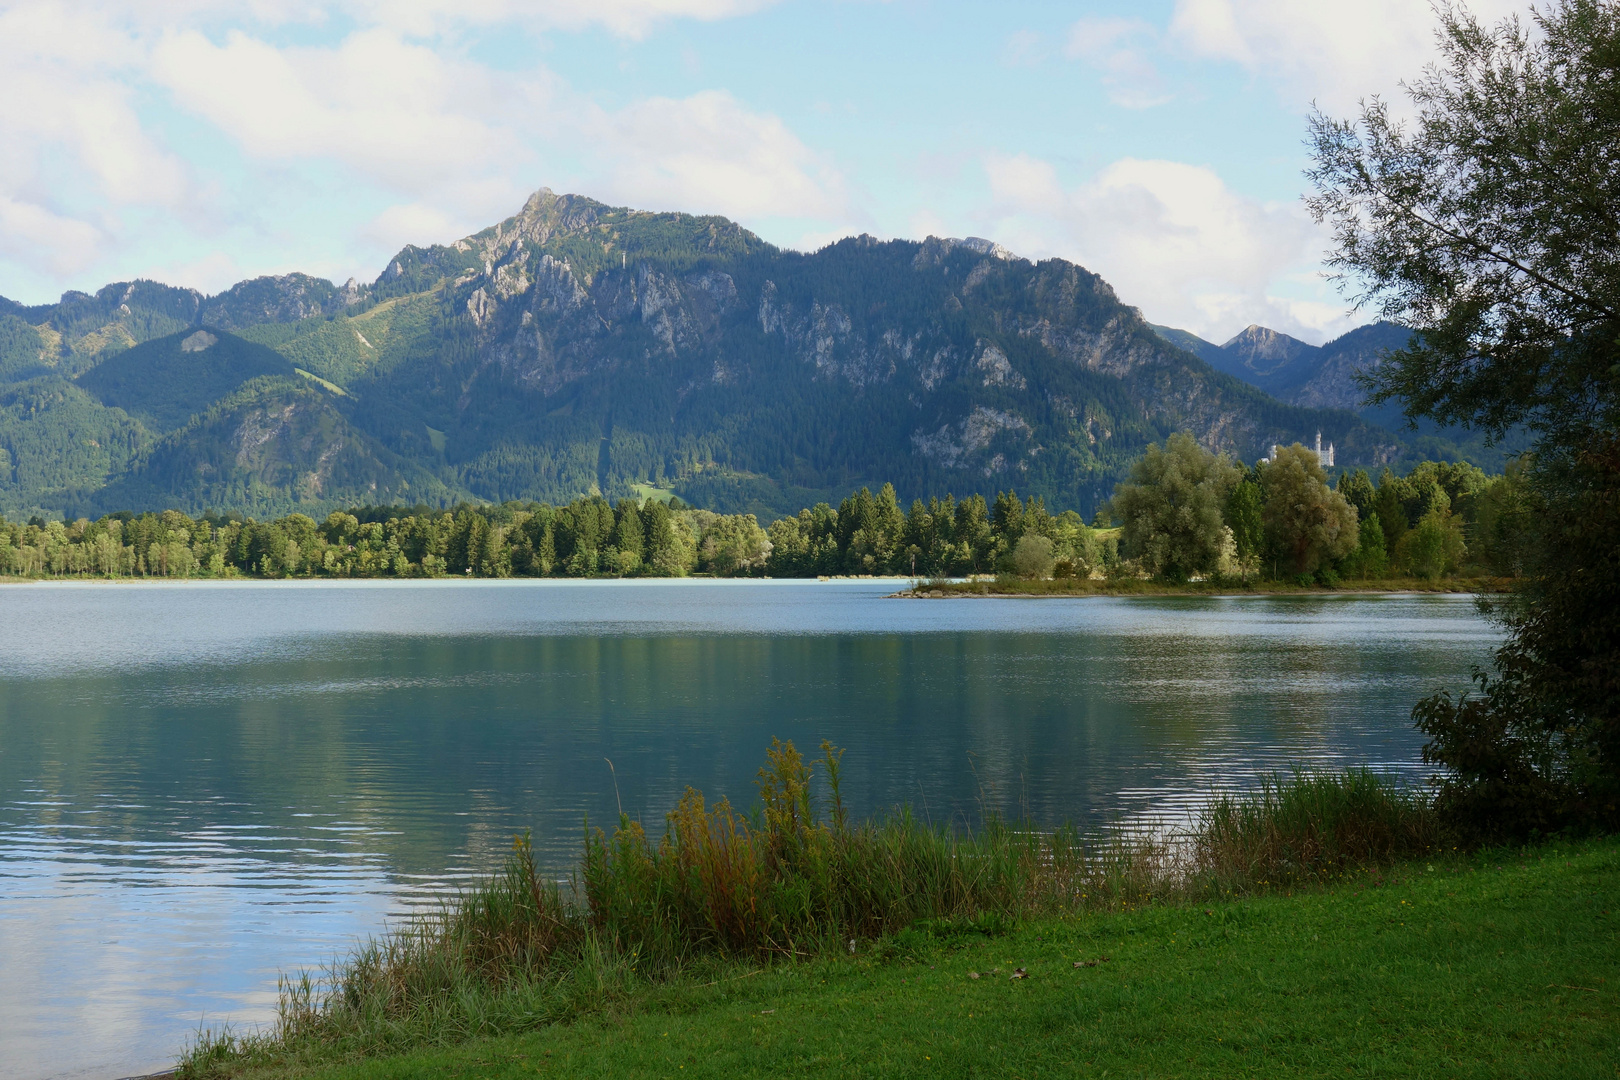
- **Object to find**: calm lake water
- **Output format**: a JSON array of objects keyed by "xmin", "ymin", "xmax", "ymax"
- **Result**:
[{"xmin": 0, "ymin": 581, "xmax": 1497, "ymax": 1080}]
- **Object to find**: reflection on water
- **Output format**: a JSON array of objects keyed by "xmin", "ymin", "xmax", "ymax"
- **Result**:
[{"xmin": 0, "ymin": 581, "xmax": 1496, "ymax": 1080}]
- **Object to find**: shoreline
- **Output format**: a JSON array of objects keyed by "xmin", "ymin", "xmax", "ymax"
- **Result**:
[
  {"xmin": 0, "ymin": 574, "xmax": 1503, "ymax": 597},
  {"xmin": 0, "ymin": 575, "xmax": 916, "ymax": 588},
  {"xmin": 892, "ymin": 578, "xmax": 1506, "ymax": 599},
  {"xmin": 174, "ymin": 836, "xmax": 1619, "ymax": 1080}
]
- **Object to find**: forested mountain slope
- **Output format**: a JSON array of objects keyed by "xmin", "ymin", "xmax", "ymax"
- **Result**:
[{"xmin": 1, "ymin": 188, "xmax": 1414, "ymax": 520}]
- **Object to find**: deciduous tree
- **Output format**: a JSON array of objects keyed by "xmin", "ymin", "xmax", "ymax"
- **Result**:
[
  {"xmin": 1260, "ymin": 445, "xmax": 1359, "ymax": 577},
  {"xmin": 1224, "ymin": 477, "xmax": 1264, "ymax": 581},
  {"xmin": 1112, "ymin": 432, "xmax": 1238, "ymax": 581},
  {"xmin": 1308, "ymin": 0, "xmax": 1620, "ymax": 831}
]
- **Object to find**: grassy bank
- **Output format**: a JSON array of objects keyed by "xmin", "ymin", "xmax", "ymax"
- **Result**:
[
  {"xmin": 179, "ymin": 750, "xmax": 1613, "ymax": 1078},
  {"xmin": 899, "ymin": 575, "xmax": 1508, "ymax": 598},
  {"xmin": 196, "ymin": 837, "xmax": 1618, "ymax": 1079}
]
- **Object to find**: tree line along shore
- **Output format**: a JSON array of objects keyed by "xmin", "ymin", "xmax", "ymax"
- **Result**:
[{"xmin": 0, "ymin": 441, "xmax": 1519, "ymax": 587}]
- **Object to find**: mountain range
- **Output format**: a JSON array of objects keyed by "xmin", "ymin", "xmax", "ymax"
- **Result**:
[
  {"xmin": 0, "ymin": 188, "xmax": 1485, "ymax": 521},
  {"xmin": 1146, "ymin": 321, "xmax": 1525, "ymax": 465},
  {"xmin": 1148, "ymin": 321, "xmax": 1408, "ymax": 412}
]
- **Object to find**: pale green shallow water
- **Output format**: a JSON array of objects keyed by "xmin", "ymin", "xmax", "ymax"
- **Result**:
[{"xmin": 0, "ymin": 581, "xmax": 1497, "ymax": 1080}]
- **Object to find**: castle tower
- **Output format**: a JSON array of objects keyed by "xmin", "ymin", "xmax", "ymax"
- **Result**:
[
  {"xmin": 1326, "ymin": 442, "xmax": 1335, "ymax": 468},
  {"xmin": 1315, "ymin": 431, "xmax": 1323, "ymax": 457}
]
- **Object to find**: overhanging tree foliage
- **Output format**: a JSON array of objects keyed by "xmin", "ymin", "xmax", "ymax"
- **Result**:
[
  {"xmin": 1308, "ymin": 0, "xmax": 1620, "ymax": 833},
  {"xmin": 1307, "ymin": 0, "xmax": 1620, "ymax": 442}
]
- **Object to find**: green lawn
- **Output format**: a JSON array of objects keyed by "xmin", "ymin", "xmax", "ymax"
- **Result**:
[{"xmin": 233, "ymin": 838, "xmax": 1617, "ymax": 1079}]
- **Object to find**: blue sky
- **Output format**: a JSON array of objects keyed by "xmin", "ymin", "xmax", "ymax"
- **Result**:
[{"xmin": 0, "ymin": 0, "xmax": 1526, "ymax": 343}]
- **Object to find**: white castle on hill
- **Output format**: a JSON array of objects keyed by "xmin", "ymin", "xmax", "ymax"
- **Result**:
[{"xmin": 1264, "ymin": 432, "xmax": 1335, "ymax": 467}]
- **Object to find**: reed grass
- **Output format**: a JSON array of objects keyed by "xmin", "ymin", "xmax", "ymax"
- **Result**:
[
  {"xmin": 179, "ymin": 743, "xmax": 1444, "ymax": 1077},
  {"xmin": 1193, "ymin": 767, "xmax": 1448, "ymax": 889}
]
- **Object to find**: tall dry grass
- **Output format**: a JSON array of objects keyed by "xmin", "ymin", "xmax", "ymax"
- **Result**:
[
  {"xmin": 180, "ymin": 743, "xmax": 1441, "ymax": 1075},
  {"xmin": 579, "ymin": 741, "xmax": 1173, "ymax": 965}
]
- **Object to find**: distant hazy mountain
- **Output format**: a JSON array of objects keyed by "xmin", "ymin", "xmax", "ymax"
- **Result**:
[
  {"xmin": 1148, "ymin": 321, "xmax": 1409, "ymax": 408},
  {"xmin": 1149, "ymin": 321, "xmax": 1525, "ymax": 466},
  {"xmin": 1, "ymin": 188, "xmax": 1415, "ymax": 521}
]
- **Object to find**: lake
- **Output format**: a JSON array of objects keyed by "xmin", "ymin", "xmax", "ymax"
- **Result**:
[{"xmin": 0, "ymin": 581, "xmax": 1497, "ymax": 1080}]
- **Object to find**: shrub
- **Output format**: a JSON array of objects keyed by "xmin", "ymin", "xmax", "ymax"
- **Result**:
[
  {"xmin": 1011, "ymin": 534, "xmax": 1055, "ymax": 579},
  {"xmin": 1413, "ymin": 678, "xmax": 1607, "ymax": 840}
]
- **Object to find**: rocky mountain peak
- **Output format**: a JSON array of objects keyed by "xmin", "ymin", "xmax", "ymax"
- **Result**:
[
  {"xmin": 1219, "ymin": 324, "xmax": 1315, "ymax": 377},
  {"xmin": 200, "ymin": 272, "xmax": 358, "ymax": 331},
  {"xmin": 1223, "ymin": 323, "xmax": 1309, "ymax": 356},
  {"xmin": 957, "ymin": 236, "xmax": 1017, "ymax": 260},
  {"xmin": 912, "ymin": 235, "xmax": 1021, "ymax": 269},
  {"xmin": 500, "ymin": 188, "xmax": 606, "ymax": 249}
]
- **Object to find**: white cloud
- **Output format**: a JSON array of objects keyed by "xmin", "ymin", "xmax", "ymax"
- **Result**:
[
  {"xmin": 982, "ymin": 153, "xmax": 1351, "ymax": 343},
  {"xmin": 0, "ymin": 0, "xmax": 799, "ymax": 300},
  {"xmin": 0, "ymin": 1, "xmax": 190, "ymax": 275},
  {"xmin": 596, "ymin": 90, "xmax": 848, "ymax": 221},
  {"xmin": 1166, "ymin": 0, "xmax": 1252, "ymax": 66},
  {"xmin": 359, "ymin": 196, "xmax": 491, "ymax": 254},
  {"xmin": 136, "ymin": 249, "xmax": 245, "ymax": 295},
  {"xmin": 1168, "ymin": 0, "xmax": 1529, "ymax": 112},
  {"xmin": 150, "ymin": 28, "xmax": 549, "ymax": 193},
  {"xmin": 421, "ymin": 0, "xmax": 774, "ymax": 38},
  {"xmin": 1064, "ymin": 16, "xmax": 1171, "ymax": 109},
  {"xmin": 8, "ymin": 0, "xmax": 779, "ymax": 38},
  {"xmin": 144, "ymin": 31, "xmax": 851, "ymax": 275},
  {"xmin": 0, "ymin": 195, "xmax": 105, "ymax": 277},
  {"xmin": 352, "ymin": 0, "xmax": 779, "ymax": 38}
]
